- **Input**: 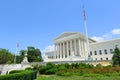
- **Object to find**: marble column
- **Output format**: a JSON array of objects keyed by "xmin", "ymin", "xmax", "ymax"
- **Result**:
[
  {"xmin": 58, "ymin": 43, "xmax": 60, "ymax": 59},
  {"xmin": 74, "ymin": 39, "xmax": 77, "ymax": 56},
  {"xmin": 66, "ymin": 41, "xmax": 69, "ymax": 58},
  {"xmin": 56, "ymin": 44, "xmax": 59, "ymax": 59},
  {"xmin": 60, "ymin": 43, "xmax": 62, "ymax": 59},
  {"xmin": 54, "ymin": 44, "xmax": 57, "ymax": 59},
  {"xmin": 70, "ymin": 40, "xmax": 73, "ymax": 56},
  {"xmin": 84, "ymin": 40, "xmax": 87, "ymax": 59},
  {"xmin": 80, "ymin": 40, "xmax": 84, "ymax": 57},
  {"xmin": 82, "ymin": 40, "xmax": 85, "ymax": 57},
  {"xmin": 63, "ymin": 42, "xmax": 65, "ymax": 58},
  {"xmin": 78, "ymin": 39, "xmax": 82, "ymax": 57}
]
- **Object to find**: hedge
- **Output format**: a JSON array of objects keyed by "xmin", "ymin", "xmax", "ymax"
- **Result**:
[
  {"xmin": 0, "ymin": 70, "xmax": 37, "ymax": 80},
  {"xmin": 9, "ymin": 70, "xmax": 24, "ymax": 74}
]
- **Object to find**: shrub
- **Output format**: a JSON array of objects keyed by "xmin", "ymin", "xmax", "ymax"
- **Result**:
[
  {"xmin": 46, "ymin": 62, "xmax": 56, "ymax": 69},
  {"xmin": 57, "ymin": 65, "xmax": 67, "ymax": 76},
  {"xmin": 45, "ymin": 68, "xmax": 57, "ymax": 75},
  {"xmin": 39, "ymin": 62, "xmax": 57, "ymax": 75},
  {"xmin": 56, "ymin": 70, "xmax": 65, "ymax": 76},
  {"xmin": 9, "ymin": 70, "xmax": 24, "ymax": 74},
  {"xmin": 63, "ymin": 63, "xmax": 70, "ymax": 69},
  {"xmin": 25, "ymin": 67, "xmax": 33, "ymax": 70},
  {"xmin": 0, "ymin": 70, "xmax": 37, "ymax": 80},
  {"xmin": 39, "ymin": 66, "xmax": 47, "ymax": 74},
  {"xmin": 58, "ymin": 65, "xmax": 67, "ymax": 71}
]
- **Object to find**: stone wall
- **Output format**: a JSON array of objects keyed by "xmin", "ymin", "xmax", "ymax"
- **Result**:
[{"xmin": 0, "ymin": 64, "xmax": 31, "ymax": 75}]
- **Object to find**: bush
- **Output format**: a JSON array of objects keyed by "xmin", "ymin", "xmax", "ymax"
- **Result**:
[
  {"xmin": 56, "ymin": 70, "xmax": 65, "ymax": 76},
  {"xmin": 58, "ymin": 65, "xmax": 67, "ymax": 71},
  {"xmin": 39, "ymin": 63, "xmax": 57, "ymax": 75},
  {"xmin": 56, "ymin": 65, "xmax": 67, "ymax": 76},
  {"xmin": 39, "ymin": 66, "xmax": 47, "ymax": 74},
  {"xmin": 46, "ymin": 62, "xmax": 56, "ymax": 69},
  {"xmin": 0, "ymin": 70, "xmax": 37, "ymax": 80},
  {"xmin": 45, "ymin": 68, "xmax": 57, "ymax": 75},
  {"xmin": 64, "ymin": 63, "xmax": 70, "ymax": 68},
  {"xmin": 25, "ymin": 67, "xmax": 33, "ymax": 70},
  {"xmin": 9, "ymin": 70, "xmax": 24, "ymax": 74},
  {"xmin": 77, "ymin": 63, "xmax": 94, "ymax": 69}
]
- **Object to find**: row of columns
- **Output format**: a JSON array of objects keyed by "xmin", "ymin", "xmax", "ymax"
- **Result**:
[{"xmin": 54, "ymin": 39, "xmax": 87, "ymax": 59}]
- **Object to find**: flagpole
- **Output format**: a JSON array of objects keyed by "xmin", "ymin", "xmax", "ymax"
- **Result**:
[
  {"xmin": 83, "ymin": 6, "xmax": 91, "ymax": 61},
  {"xmin": 14, "ymin": 47, "xmax": 17, "ymax": 64},
  {"xmin": 14, "ymin": 43, "xmax": 19, "ymax": 64}
]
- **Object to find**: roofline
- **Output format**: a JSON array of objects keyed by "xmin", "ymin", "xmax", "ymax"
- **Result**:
[
  {"xmin": 54, "ymin": 32, "xmax": 96, "ymax": 43},
  {"xmin": 54, "ymin": 32, "xmax": 79, "ymax": 40},
  {"xmin": 90, "ymin": 38, "xmax": 120, "ymax": 45}
]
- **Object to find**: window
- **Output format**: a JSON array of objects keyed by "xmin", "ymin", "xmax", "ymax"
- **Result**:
[
  {"xmin": 90, "ymin": 51, "xmax": 92, "ymax": 55},
  {"xmin": 110, "ymin": 49, "xmax": 113, "ymax": 54},
  {"xmin": 99, "ymin": 50, "xmax": 102, "ymax": 55},
  {"xmin": 94, "ymin": 51, "xmax": 97, "ymax": 55},
  {"xmin": 95, "ymin": 58, "xmax": 97, "ymax": 60},
  {"xmin": 101, "ymin": 58, "xmax": 103, "ymax": 61},
  {"xmin": 106, "ymin": 58, "xmax": 108, "ymax": 60},
  {"xmin": 104, "ymin": 49, "xmax": 107, "ymax": 54}
]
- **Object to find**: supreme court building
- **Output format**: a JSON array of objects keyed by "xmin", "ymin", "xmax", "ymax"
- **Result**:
[{"xmin": 44, "ymin": 32, "xmax": 120, "ymax": 64}]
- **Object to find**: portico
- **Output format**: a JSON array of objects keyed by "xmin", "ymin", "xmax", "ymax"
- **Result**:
[
  {"xmin": 54, "ymin": 39, "xmax": 85, "ymax": 59},
  {"xmin": 45, "ymin": 32, "xmax": 96, "ymax": 62}
]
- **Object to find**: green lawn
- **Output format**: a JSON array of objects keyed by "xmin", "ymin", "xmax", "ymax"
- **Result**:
[{"xmin": 35, "ymin": 75, "xmax": 120, "ymax": 80}]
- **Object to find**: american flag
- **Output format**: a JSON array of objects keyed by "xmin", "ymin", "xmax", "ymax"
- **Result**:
[{"xmin": 83, "ymin": 5, "xmax": 86, "ymax": 21}]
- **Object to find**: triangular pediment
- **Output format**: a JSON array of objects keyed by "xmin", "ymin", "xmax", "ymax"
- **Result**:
[
  {"xmin": 54, "ymin": 32, "xmax": 96, "ymax": 43},
  {"xmin": 55, "ymin": 32, "xmax": 79, "ymax": 40}
]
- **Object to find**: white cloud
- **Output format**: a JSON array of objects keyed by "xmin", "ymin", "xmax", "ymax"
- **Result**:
[
  {"xmin": 91, "ymin": 28, "xmax": 120, "ymax": 42},
  {"xmin": 42, "ymin": 45, "xmax": 54, "ymax": 53},
  {"xmin": 111, "ymin": 29, "xmax": 120, "ymax": 35},
  {"xmin": 91, "ymin": 36, "xmax": 105, "ymax": 42},
  {"xmin": 41, "ymin": 45, "xmax": 54, "ymax": 58}
]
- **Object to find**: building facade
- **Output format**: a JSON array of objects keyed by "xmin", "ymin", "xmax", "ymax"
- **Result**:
[{"xmin": 44, "ymin": 32, "xmax": 120, "ymax": 64}]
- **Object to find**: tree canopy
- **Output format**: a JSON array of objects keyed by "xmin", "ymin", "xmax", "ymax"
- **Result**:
[
  {"xmin": 0, "ymin": 48, "xmax": 14, "ymax": 64},
  {"xmin": 27, "ymin": 46, "xmax": 43, "ymax": 62},
  {"xmin": 112, "ymin": 46, "xmax": 120, "ymax": 66}
]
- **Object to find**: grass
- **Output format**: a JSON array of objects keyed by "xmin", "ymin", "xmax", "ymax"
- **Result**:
[{"xmin": 35, "ymin": 75, "xmax": 120, "ymax": 80}]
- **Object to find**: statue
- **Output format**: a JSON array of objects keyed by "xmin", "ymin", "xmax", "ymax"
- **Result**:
[{"xmin": 21, "ymin": 49, "xmax": 29, "ymax": 64}]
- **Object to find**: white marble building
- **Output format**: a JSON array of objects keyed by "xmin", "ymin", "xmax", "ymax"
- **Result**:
[{"xmin": 44, "ymin": 32, "xmax": 120, "ymax": 63}]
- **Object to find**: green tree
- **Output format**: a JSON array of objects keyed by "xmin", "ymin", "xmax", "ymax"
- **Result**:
[
  {"xmin": 19, "ymin": 50, "xmax": 26, "ymax": 56},
  {"xmin": 14, "ymin": 50, "xmax": 26, "ymax": 64},
  {"xmin": 112, "ymin": 45, "xmax": 120, "ymax": 66},
  {"xmin": 35, "ymin": 48, "xmax": 43, "ymax": 61},
  {"xmin": 0, "ymin": 48, "xmax": 14, "ymax": 64},
  {"xmin": 27, "ymin": 46, "xmax": 43, "ymax": 62}
]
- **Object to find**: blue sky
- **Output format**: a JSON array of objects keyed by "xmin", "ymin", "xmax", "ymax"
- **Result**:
[{"xmin": 0, "ymin": 0, "xmax": 120, "ymax": 55}]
